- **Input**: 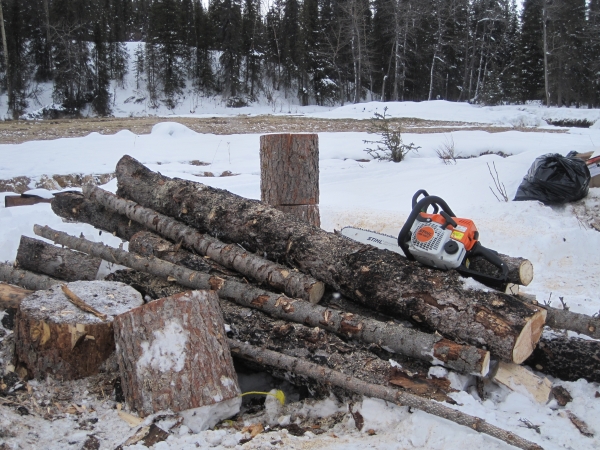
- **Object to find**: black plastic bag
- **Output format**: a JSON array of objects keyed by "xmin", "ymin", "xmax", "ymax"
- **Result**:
[{"xmin": 513, "ymin": 153, "xmax": 590, "ymax": 204}]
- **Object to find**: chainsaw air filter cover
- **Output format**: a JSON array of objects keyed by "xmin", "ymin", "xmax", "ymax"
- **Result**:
[{"xmin": 407, "ymin": 214, "xmax": 477, "ymax": 270}]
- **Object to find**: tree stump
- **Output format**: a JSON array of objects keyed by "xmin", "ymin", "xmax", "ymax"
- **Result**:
[
  {"xmin": 15, "ymin": 281, "xmax": 143, "ymax": 380},
  {"xmin": 260, "ymin": 133, "xmax": 320, "ymax": 227},
  {"xmin": 113, "ymin": 290, "xmax": 241, "ymax": 431},
  {"xmin": 16, "ymin": 236, "xmax": 102, "ymax": 282}
]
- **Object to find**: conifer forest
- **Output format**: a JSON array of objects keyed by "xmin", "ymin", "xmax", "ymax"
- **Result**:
[{"xmin": 0, "ymin": 0, "xmax": 599, "ymax": 118}]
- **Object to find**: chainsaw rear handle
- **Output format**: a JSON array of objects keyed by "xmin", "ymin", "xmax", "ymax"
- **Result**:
[
  {"xmin": 398, "ymin": 195, "xmax": 457, "ymax": 260},
  {"xmin": 458, "ymin": 242, "xmax": 509, "ymax": 282}
]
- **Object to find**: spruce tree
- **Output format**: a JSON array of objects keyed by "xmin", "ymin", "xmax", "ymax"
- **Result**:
[
  {"xmin": 519, "ymin": 0, "xmax": 545, "ymax": 102},
  {"xmin": 91, "ymin": 19, "xmax": 111, "ymax": 116},
  {"xmin": 192, "ymin": 0, "xmax": 213, "ymax": 92}
]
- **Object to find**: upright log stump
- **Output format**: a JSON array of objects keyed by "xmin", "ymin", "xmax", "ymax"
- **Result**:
[
  {"xmin": 260, "ymin": 133, "xmax": 320, "ymax": 227},
  {"xmin": 15, "ymin": 281, "xmax": 143, "ymax": 380},
  {"xmin": 113, "ymin": 290, "xmax": 241, "ymax": 431}
]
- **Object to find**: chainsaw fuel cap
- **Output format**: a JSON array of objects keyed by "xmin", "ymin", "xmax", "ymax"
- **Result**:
[{"xmin": 444, "ymin": 240, "xmax": 459, "ymax": 255}]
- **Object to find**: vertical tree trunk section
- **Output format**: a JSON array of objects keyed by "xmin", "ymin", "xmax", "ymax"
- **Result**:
[
  {"xmin": 260, "ymin": 133, "xmax": 320, "ymax": 227},
  {"xmin": 15, "ymin": 281, "xmax": 143, "ymax": 380},
  {"xmin": 115, "ymin": 156, "xmax": 546, "ymax": 363},
  {"xmin": 16, "ymin": 236, "xmax": 102, "ymax": 282},
  {"xmin": 113, "ymin": 290, "xmax": 241, "ymax": 428}
]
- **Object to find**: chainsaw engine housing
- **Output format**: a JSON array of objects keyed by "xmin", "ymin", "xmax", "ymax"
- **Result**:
[{"xmin": 407, "ymin": 214, "xmax": 477, "ymax": 270}]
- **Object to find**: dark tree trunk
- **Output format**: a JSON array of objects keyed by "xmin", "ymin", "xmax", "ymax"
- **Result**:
[
  {"xmin": 83, "ymin": 185, "xmax": 324, "ymax": 303},
  {"xmin": 52, "ymin": 191, "xmax": 146, "ymax": 241},
  {"xmin": 115, "ymin": 155, "xmax": 546, "ymax": 363},
  {"xmin": 129, "ymin": 231, "xmax": 490, "ymax": 375},
  {"xmin": 16, "ymin": 236, "xmax": 102, "ymax": 282},
  {"xmin": 525, "ymin": 332, "xmax": 600, "ymax": 384}
]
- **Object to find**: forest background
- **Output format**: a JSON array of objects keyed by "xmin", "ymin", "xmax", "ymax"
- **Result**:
[{"xmin": 0, "ymin": 0, "xmax": 599, "ymax": 119}]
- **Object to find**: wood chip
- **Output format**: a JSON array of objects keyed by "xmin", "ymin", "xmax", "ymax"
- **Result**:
[
  {"xmin": 118, "ymin": 410, "xmax": 144, "ymax": 427},
  {"xmin": 567, "ymin": 410, "xmax": 594, "ymax": 437},
  {"xmin": 61, "ymin": 284, "xmax": 108, "ymax": 320},
  {"xmin": 242, "ymin": 423, "xmax": 264, "ymax": 438}
]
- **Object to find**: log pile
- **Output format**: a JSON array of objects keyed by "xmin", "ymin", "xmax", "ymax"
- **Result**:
[{"xmin": 2, "ymin": 153, "xmax": 599, "ymax": 449}]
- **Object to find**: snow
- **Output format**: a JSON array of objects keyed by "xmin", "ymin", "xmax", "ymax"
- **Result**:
[
  {"xmin": 1, "ymin": 99, "xmax": 600, "ymax": 449},
  {"xmin": 136, "ymin": 320, "xmax": 189, "ymax": 374}
]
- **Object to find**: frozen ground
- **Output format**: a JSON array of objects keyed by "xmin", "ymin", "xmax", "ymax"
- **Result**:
[{"xmin": 1, "ymin": 100, "xmax": 599, "ymax": 449}]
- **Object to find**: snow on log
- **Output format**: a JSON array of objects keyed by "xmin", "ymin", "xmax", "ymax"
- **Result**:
[
  {"xmin": 115, "ymin": 155, "xmax": 546, "ymax": 363},
  {"xmin": 229, "ymin": 340, "xmax": 543, "ymax": 450},
  {"xmin": 260, "ymin": 133, "xmax": 320, "ymax": 227},
  {"xmin": 113, "ymin": 290, "xmax": 241, "ymax": 431},
  {"xmin": 16, "ymin": 236, "xmax": 102, "ymax": 281},
  {"xmin": 15, "ymin": 280, "xmax": 143, "ymax": 380},
  {"xmin": 131, "ymin": 231, "xmax": 490, "ymax": 375},
  {"xmin": 0, "ymin": 282, "xmax": 33, "ymax": 309},
  {"xmin": 0, "ymin": 262, "xmax": 58, "ymax": 291},
  {"xmin": 37, "ymin": 225, "xmax": 490, "ymax": 375},
  {"xmin": 82, "ymin": 185, "xmax": 324, "ymax": 303},
  {"xmin": 51, "ymin": 191, "xmax": 146, "ymax": 241}
]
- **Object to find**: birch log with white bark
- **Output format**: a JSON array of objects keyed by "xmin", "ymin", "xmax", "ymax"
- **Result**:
[{"xmin": 114, "ymin": 155, "xmax": 546, "ymax": 363}]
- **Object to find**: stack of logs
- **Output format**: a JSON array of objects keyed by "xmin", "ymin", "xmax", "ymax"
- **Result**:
[{"xmin": 2, "ymin": 155, "xmax": 600, "ymax": 448}]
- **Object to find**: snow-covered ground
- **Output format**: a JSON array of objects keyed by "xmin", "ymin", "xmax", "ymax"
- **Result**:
[{"xmin": 1, "ymin": 101, "xmax": 600, "ymax": 449}]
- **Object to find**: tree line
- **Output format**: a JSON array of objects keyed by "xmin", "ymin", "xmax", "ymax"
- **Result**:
[{"xmin": 0, "ymin": 0, "xmax": 599, "ymax": 118}]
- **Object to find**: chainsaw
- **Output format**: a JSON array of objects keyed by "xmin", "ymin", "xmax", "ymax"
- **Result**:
[{"xmin": 340, "ymin": 190, "xmax": 509, "ymax": 284}]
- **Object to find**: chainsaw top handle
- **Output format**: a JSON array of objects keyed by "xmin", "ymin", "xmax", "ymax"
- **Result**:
[{"xmin": 398, "ymin": 194, "xmax": 457, "ymax": 260}]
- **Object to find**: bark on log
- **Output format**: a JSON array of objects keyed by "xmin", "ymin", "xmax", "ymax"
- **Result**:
[
  {"xmin": 113, "ymin": 290, "xmax": 241, "ymax": 423},
  {"xmin": 0, "ymin": 282, "xmax": 32, "ymax": 309},
  {"xmin": 52, "ymin": 191, "xmax": 146, "ymax": 241},
  {"xmin": 38, "ymin": 225, "xmax": 490, "ymax": 376},
  {"xmin": 525, "ymin": 332, "xmax": 600, "ymax": 384},
  {"xmin": 16, "ymin": 236, "xmax": 102, "ymax": 282},
  {"xmin": 517, "ymin": 294, "xmax": 600, "ymax": 340},
  {"xmin": 131, "ymin": 231, "xmax": 490, "ymax": 375},
  {"xmin": 260, "ymin": 133, "xmax": 320, "ymax": 227},
  {"xmin": 129, "ymin": 231, "xmax": 239, "ymax": 279},
  {"xmin": 83, "ymin": 185, "xmax": 324, "ymax": 303},
  {"xmin": 115, "ymin": 155, "xmax": 546, "ymax": 363},
  {"xmin": 15, "ymin": 280, "xmax": 143, "ymax": 380},
  {"xmin": 0, "ymin": 262, "xmax": 58, "ymax": 291},
  {"xmin": 468, "ymin": 254, "xmax": 534, "ymax": 288},
  {"xmin": 229, "ymin": 340, "xmax": 543, "ymax": 450},
  {"xmin": 105, "ymin": 269, "xmax": 456, "ymax": 403}
]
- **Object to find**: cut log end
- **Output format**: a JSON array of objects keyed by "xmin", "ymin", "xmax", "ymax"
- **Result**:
[
  {"xmin": 519, "ymin": 261, "xmax": 534, "ymax": 287},
  {"xmin": 308, "ymin": 281, "xmax": 325, "ymax": 305},
  {"xmin": 513, "ymin": 308, "xmax": 547, "ymax": 364},
  {"xmin": 15, "ymin": 281, "xmax": 144, "ymax": 380}
]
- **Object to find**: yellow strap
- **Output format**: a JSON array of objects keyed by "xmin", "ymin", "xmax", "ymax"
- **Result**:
[{"xmin": 239, "ymin": 390, "xmax": 286, "ymax": 405}]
